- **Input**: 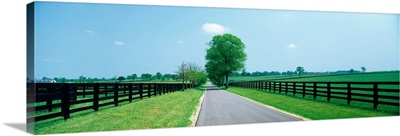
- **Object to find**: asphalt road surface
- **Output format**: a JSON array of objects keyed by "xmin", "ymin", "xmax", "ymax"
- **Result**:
[{"xmin": 196, "ymin": 82, "xmax": 302, "ymax": 126}]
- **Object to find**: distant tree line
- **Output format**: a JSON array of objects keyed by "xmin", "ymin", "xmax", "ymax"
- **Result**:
[
  {"xmin": 230, "ymin": 66, "xmax": 368, "ymax": 77},
  {"xmin": 38, "ymin": 72, "xmax": 182, "ymax": 83}
]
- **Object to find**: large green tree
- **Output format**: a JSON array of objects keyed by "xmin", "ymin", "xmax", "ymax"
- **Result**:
[{"xmin": 205, "ymin": 33, "xmax": 247, "ymax": 88}]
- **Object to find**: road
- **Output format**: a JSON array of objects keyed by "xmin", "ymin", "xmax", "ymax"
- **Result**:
[{"xmin": 196, "ymin": 82, "xmax": 302, "ymax": 126}]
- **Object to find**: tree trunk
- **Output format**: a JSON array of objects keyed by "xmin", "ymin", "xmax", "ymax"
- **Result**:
[{"xmin": 225, "ymin": 73, "xmax": 229, "ymax": 88}]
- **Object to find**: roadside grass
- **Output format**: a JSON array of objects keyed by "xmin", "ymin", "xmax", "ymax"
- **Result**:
[
  {"xmin": 33, "ymin": 87, "xmax": 204, "ymax": 134},
  {"xmin": 224, "ymin": 87, "xmax": 398, "ymax": 120}
]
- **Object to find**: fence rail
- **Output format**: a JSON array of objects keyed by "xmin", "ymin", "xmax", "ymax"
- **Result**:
[
  {"xmin": 229, "ymin": 81, "xmax": 400, "ymax": 109},
  {"xmin": 27, "ymin": 82, "xmax": 194, "ymax": 123}
]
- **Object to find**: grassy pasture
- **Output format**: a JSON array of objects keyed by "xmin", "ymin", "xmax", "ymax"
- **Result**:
[
  {"xmin": 31, "ymin": 86, "xmax": 205, "ymax": 134},
  {"xmin": 279, "ymin": 72, "xmax": 399, "ymax": 82},
  {"xmin": 225, "ymin": 87, "xmax": 397, "ymax": 120},
  {"xmin": 228, "ymin": 72, "xmax": 399, "ymax": 114},
  {"xmin": 230, "ymin": 71, "xmax": 399, "ymax": 82}
]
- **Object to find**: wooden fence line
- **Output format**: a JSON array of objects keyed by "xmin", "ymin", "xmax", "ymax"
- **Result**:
[
  {"xmin": 229, "ymin": 81, "xmax": 400, "ymax": 109},
  {"xmin": 27, "ymin": 82, "xmax": 194, "ymax": 123}
]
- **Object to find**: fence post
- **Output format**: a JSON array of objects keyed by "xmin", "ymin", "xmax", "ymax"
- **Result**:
[
  {"xmin": 129, "ymin": 84, "xmax": 133, "ymax": 102},
  {"xmin": 93, "ymin": 83, "xmax": 99, "ymax": 111},
  {"xmin": 46, "ymin": 87, "xmax": 53, "ymax": 112},
  {"xmin": 83, "ymin": 86, "xmax": 86, "ymax": 98},
  {"xmin": 274, "ymin": 82, "xmax": 276, "ymax": 93},
  {"xmin": 123, "ymin": 85, "xmax": 126, "ymax": 95},
  {"xmin": 114, "ymin": 83, "xmax": 119, "ymax": 107},
  {"xmin": 163, "ymin": 84, "xmax": 167, "ymax": 94},
  {"xmin": 62, "ymin": 83, "xmax": 70, "ymax": 120},
  {"xmin": 260, "ymin": 82, "xmax": 262, "ymax": 90},
  {"xmin": 105, "ymin": 85, "xmax": 108, "ymax": 97},
  {"xmin": 347, "ymin": 83, "xmax": 351, "ymax": 105},
  {"xmin": 163, "ymin": 84, "xmax": 166, "ymax": 94},
  {"xmin": 154, "ymin": 83, "xmax": 157, "ymax": 96},
  {"xmin": 139, "ymin": 84, "xmax": 143, "ymax": 100},
  {"xmin": 373, "ymin": 83, "xmax": 378, "ymax": 109},
  {"xmin": 147, "ymin": 84, "xmax": 151, "ymax": 98},
  {"xmin": 313, "ymin": 83, "xmax": 317, "ymax": 99},
  {"xmin": 293, "ymin": 83, "xmax": 296, "ymax": 96},
  {"xmin": 302, "ymin": 82, "xmax": 306, "ymax": 98},
  {"xmin": 73, "ymin": 86, "xmax": 78, "ymax": 101},
  {"xmin": 165, "ymin": 84, "xmax": 168, "ymax": 93},
  {"xmin": 158, "ymin": 84, "xmax": 161, "ymax": 95},
  {"xmin": 327, "ymin": 83, "xmax": 331, "ymax": 102},
  {"xmin": 285, "ymin": 82, "xmax": 288, "ymax": 94},
  {"xmin": 269, "ymin": 82, "xmax": 271, "ymax": 92},
  {"xmin": 279, "ymin": 82, "xmax": 282, "ymax": 93}
]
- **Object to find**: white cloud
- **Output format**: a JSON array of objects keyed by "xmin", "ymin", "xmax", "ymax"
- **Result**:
[
  {"xmin": 288, "ymin": 44, "xmax": 296, "ymax": 49},
  {"xmin": 178, "ymin": 40, "xmax": 184, "ymax": 44},
  {"xmin": 202, "ymin": 23, "xmax": 231, "ymax": 34},
  {"xmin": 84, "ymin": 29, "xmax": 96, "ymax": 35},
  {"xmin": 114, "ymin": 41, "xmax": 125, "ymax": 46}
]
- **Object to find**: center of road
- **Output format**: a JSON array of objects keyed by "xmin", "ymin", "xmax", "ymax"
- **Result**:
[{"xmin": 195, "ymin": 82, "xmax": 302, "ymax": 126}]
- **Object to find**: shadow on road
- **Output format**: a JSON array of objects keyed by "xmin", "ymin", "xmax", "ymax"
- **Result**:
[{"xmin": 205, "ymin": 88, "xmax": 220, "ymax": 91}]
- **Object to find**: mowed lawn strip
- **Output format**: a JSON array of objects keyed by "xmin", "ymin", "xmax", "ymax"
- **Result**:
[
  {"xmin": 225, "ymin": 87, "xmax": 396, "ymax": 120},
  {"xmin": 34, "ymin": 88, "xmax": 204, "ymax": 134}
]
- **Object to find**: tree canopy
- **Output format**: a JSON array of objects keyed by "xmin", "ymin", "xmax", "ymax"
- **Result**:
[
  {"xmin": 176, "ymin": 61, "xmax": 207, "ymax": 90},
  {"xmin": 361, "ymin": 67, "xmax": 366, "ymax": 73},
  {"xmin": 205, "ymin": 33, "xmax": 247, "ymax": 87},
  {"xmin": 296, "ymin": 66, "xmax": 305, "ymax": 77}
]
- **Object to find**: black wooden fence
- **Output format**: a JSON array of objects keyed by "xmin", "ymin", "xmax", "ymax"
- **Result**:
[
  {"xmin": 27, "ymin": 82, "xmax": 194, "ymax": 123},
  {"xmin": 229, "ymin": 81, "xmax": 400, "ymax": 109}
]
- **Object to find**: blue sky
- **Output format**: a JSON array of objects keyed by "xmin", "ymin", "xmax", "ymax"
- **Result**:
[{"xmin": 34, "ymin": 2, "xmax": 399, "ymax": 79}]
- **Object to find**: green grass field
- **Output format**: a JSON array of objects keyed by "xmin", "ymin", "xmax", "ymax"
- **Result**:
[
  {"xmin": 32, "ymin": 87, "xmax": 204, "ymax": 134},
  {"xmin": 225, "ymin": 71, "xmax": 399, "ymax": 117},
  {"xmin": 280, "ymin": 72, "xmax": 400, "ymax": 82},
  {"xmin": 225, "ymin": 87, "xmax": 397, "ymax": 120},
  {"xmin": 230, "ymin": 71, "xmax": 400, "ymax": 82}
]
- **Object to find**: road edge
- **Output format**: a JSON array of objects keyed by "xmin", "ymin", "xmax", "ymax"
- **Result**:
[{"xmin": 189, "ymin": 87, "xmax": 206, "ymax": 127}]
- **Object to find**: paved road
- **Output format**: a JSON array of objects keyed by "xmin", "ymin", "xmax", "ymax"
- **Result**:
[{"xmin": 196, "ymin": 82, "xmax": 302, "ymax": 126}]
